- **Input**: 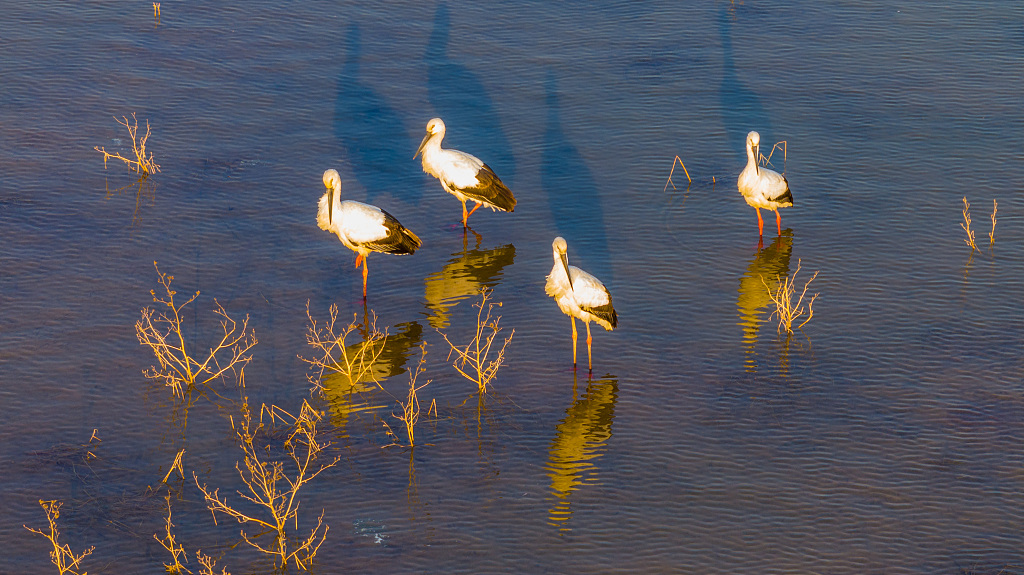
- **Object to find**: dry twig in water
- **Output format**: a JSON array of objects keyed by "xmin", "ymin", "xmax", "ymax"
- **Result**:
[
  {"xmin": 439, "ymin": 288, "xmax": 514, "ymax": 394},
  {"xmin": 136, "ymin": 262, "xmax": 256, "ymax": 399},
  {"xmin": 759, "ymin": 140, "xmax": 788, "ymax": 173},
  {"xmin": 194, "ymin": 399, "xmax": 340, "ymax": 570},
  {"xmin": 663, "ymin": 155, "xmax": 692, "ymax": 191},
  {"xmin": 162, "ymin": 449, "xmax": 186, "ymax": 484},
  {"xmin": 761, "ymin": 259, "xmax": 819, "ymax": 334},
  {"xmin": 23, "ymin": 500, "xmax": 95, "ymax": 575},
  {"xmin": 94, "ymin": 113, "xmax": 161, "ymax": 176},
  {"xmin": 961, "ymin": 196, "xmax": 977, "ymax": 251}
]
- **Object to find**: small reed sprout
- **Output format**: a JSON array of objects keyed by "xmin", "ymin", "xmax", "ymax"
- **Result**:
[
  {"xmin": 136, "ymin": 262, "xmax": 256, "ymax": 399},
  {"xmin": 663, "ymin": 155, "xmax": 692, "ymax": 191},
  {"xmin": 382, "ymin": 344, "xmax": 432, "ymax": 447},
  {"xmin": 439, "ymin": 288, "xmax": 514, "ymax": 394},
  {"xmin": 300, "ymin": 303, "xmax": 386, "ymax": 394},
  {"xmin": 961, "ymin": 196, "xmax": 977, "ymax": 251},
  {"xmin": 153, "ymin": 2, "xmax": 161, "ymax": 17},
  {"xmin": 23, "ymin": 500, "xmax": 95, "ymax": 575},
  {"xmin": 989, "ymin": 199, "xmax": 997, "ymax": 245},
  {"xmin": 194, "ymin": 399, "xmax": 340, "ymax": 570},
  {"xmin": 761, "ymin": 259, "xmax": 819, "ymax": 334},
  {"xmin": 94, "ymin": 113, "xmax": 161, "ymax": 176}
]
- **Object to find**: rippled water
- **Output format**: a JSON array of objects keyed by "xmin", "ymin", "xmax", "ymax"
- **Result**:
[{"xmin": 4, "ymin": 1, "xmax": 1024, "ymax": 572}]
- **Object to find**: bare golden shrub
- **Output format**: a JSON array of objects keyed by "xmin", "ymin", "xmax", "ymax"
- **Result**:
[
  {"xmin": 94, "ymin": 113, "xmax": 161, "ymax": 176},
  {"xmin": 761, "ymin": 259, "xmax": 819, "ymax": 334},
  {"xmin": 439, "ymin": 288, "xmax": 514, "ymax": 394},
  {"xmin": 23, "ymin": 500, "xmax": 95, "ymax": 575},
  {"xmin": 193, "ymin": 399, "xmax": 340, "ymax": 570},
  {"xmin": 381, "ymin": 344, "xmax": 432, "ymax": 447},
  {"xmin": 136, "ymin": 262, "xmax": 256, "ymax": 399},
  {"xmin": 299, "ymin": 302, "xmax": 386, "ymax": 394}
]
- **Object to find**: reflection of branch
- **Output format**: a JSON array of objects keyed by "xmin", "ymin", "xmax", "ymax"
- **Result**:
[{"xmin": 105, "ymin": 175, "xmax": 157, "ymax": 227}]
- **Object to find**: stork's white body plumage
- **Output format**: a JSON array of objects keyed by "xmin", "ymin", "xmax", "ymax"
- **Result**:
[
  {"xmin": 545, "ymin": 237, "xmax": 617, "ymax": 371},
  {"xmin": 319, "ymin": 169, "xmax": 421, "ymax": 298},
  {"xmin": 415, "ymin": 117, "xmax": 516, "ymax": 227},
  {"xmin": 737, "ymin": 131, "xmax": 793, "ymax": 237}
]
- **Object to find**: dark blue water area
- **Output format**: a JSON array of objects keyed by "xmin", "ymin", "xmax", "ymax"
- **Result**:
[{"xmin": 3, "ymin": 1, "xmax": 1024, "ymax": 573}]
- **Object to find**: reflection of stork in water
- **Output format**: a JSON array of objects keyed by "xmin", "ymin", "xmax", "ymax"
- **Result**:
[
  {"xmin": 546, "ymin": 372, "xmax": 618, "ymax": 529},
  {"xmin": 737, "ymin": 230, "xmax": 793, "ymax": 372},
  {"xmin": 423, "ymin": 233, "xmax": 516, "ymax": 328},
  {"xmin": 318, "ymin": 169, "xmax": 421, "ymax": 299},
  {"xmin": 415, "ymin": 118, "xmax": 517, "ymax": 228},
  {"xmin": 321, "ymin": 319, "xmax": 424, "ymax": 433},
  {"xmin": 546, "ymin": 237, "xmax": 617, "ymax": 372}
]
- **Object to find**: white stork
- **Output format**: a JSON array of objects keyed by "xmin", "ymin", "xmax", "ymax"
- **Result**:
[
  {"xmin": 318, "ymin": 169, "xmax": 421, "ymax": 299},
  {"xmin": 737, "ymin": 131, "xmax": 793, "ymax": 237},
  {"xmin": 414, "ymin": 117, "xmax": 516, "ymax": 227},
  {"xmin": 545, "ymin": 237, "xmax": 617, "ymax": 372}
]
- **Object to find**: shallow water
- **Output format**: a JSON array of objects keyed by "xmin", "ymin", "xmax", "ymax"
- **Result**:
[{"xmin": 4, "ymin": 1, "xmax": 1024, "ymax": 573}]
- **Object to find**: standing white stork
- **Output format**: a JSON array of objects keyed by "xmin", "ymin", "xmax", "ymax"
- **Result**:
[
  {"xmin": 737, "ymin": 131, "xmax": 793, "ymax": 237},
  {"xmin": 545, "ymin": 237, "xmax": 617, "ymax": 372},
  {"xmin": 318, "ymin": 169, "xmax": 422, "ymax": 299},
  {"xmin": 414, "ymin": 117, "xmax": 516, "ymax": 227}
]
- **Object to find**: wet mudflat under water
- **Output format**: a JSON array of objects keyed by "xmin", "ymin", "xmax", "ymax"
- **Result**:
[{"xmin": 3, "ymin": 1, "xmax": 1024, "ymax": 573}]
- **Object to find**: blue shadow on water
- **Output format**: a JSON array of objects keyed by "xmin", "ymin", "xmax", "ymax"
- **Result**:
[
  {"xmin": 719, "ymin": 7, "xmax": 772, "ymax": 162},
  {"xmin": 425, "ymin": 2, "xmax": 514, "ymax": 183},
  {"xmin": 542, "ymin": 72, "xmax": 611, "ymax": 282},
  {"xmin": 334, "ymin": 22, "xmax": 419, "ymax": 205}
]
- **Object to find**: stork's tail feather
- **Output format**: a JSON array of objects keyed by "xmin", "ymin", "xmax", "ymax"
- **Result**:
[{"xmin": 397, "ymin": 228, "xmax": 422, "ymax": 254}]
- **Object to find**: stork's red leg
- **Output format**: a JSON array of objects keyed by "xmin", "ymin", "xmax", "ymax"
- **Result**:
[
  {"xmin": 466, "ymin": 202, "xmax": 483, "ymax": 220},
  {"xmin": 756, "ymin": 208, "xmax": 764, "ymax": 237},
  {"xmin": 774, "ymin": 208, "xmax": 782, "ymax": 235},
  {"xmin": 571, "ymin": 317, "xmax": 578, "ymax": 369},
  {"xmin": 585, "ymin": 321, "xmax": 593, "ymax": 372}
]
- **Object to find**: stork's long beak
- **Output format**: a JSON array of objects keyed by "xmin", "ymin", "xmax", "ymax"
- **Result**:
[
  {"xmin": 753, "ymin": 143, "xmax": 759, "ymax": 175},
  {"xmin": 326, "ymin": 185, "xmax": 333, "ymax": 224},
  {"xmin": 414, "ymin": 131, "xmax": 431, "ymax": 159},
  {"xmin": 560, "ymin": 251, "xmax": 573, "ymax": 292}
]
